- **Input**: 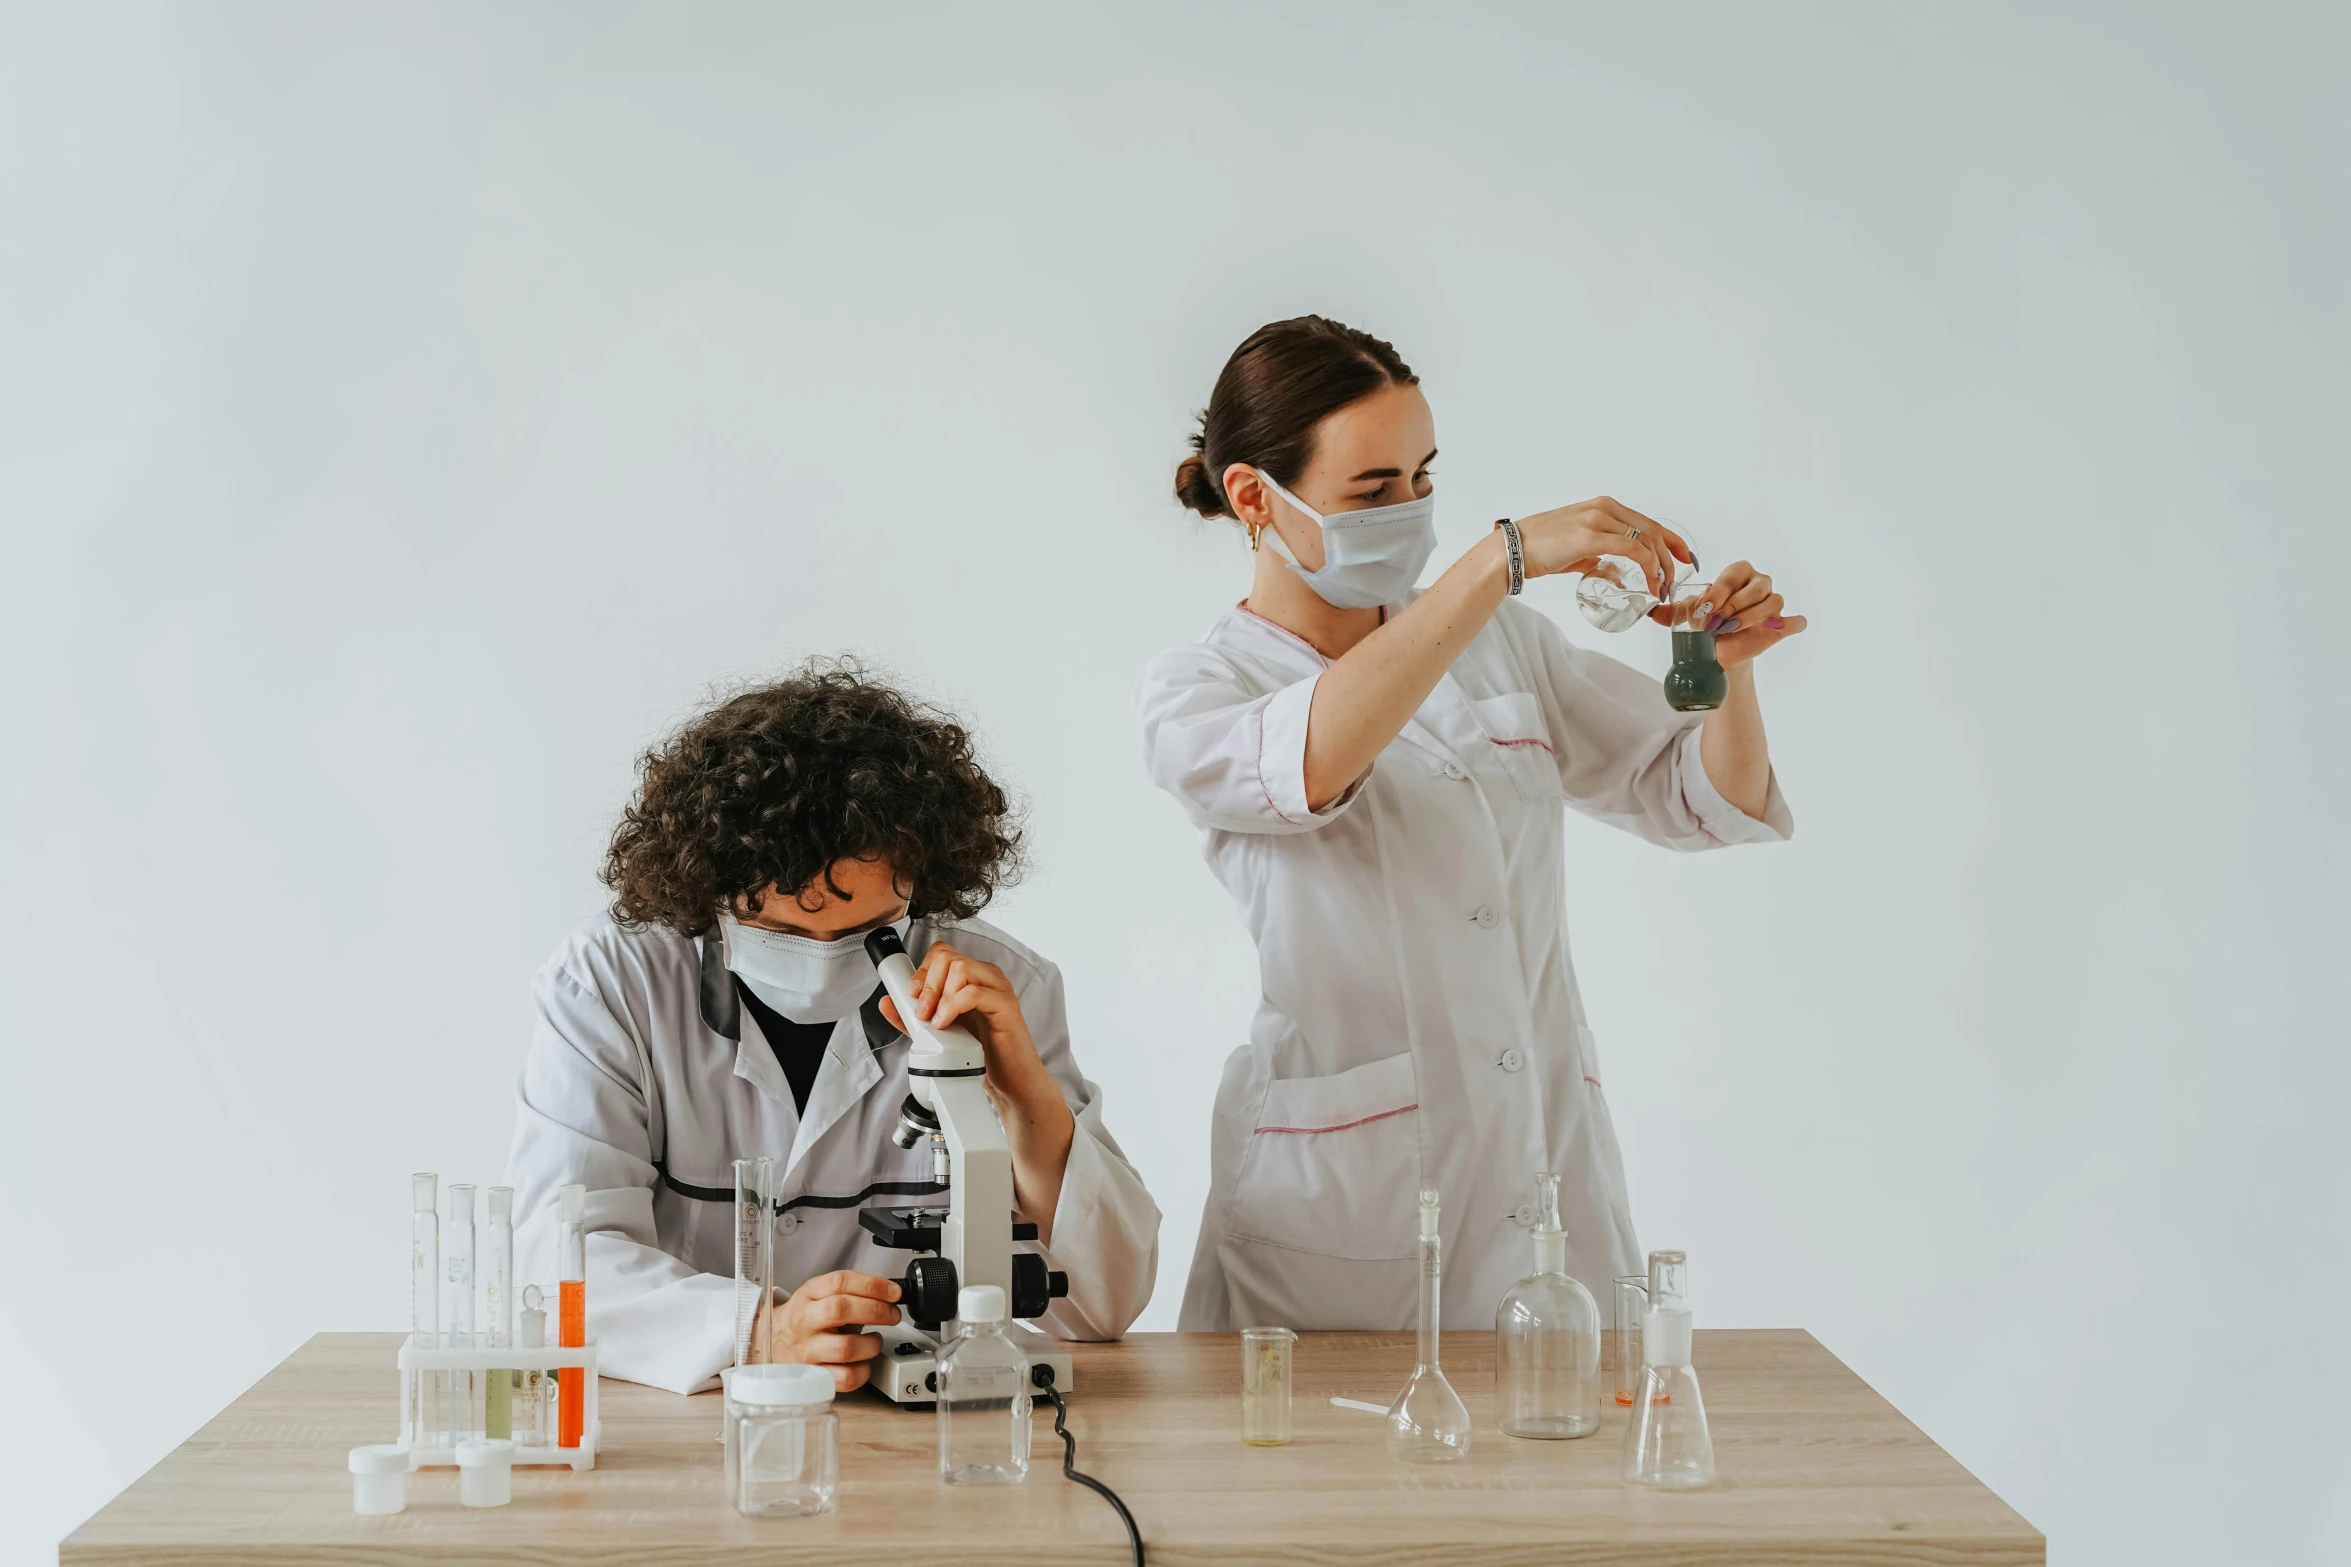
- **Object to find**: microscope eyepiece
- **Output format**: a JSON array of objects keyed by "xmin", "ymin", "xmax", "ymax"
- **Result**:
[{"xmin": 862, "ymin": 925, "xmax": 908, "ymax": 965}]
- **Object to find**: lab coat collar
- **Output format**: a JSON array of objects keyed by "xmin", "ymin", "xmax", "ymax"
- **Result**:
[
  {"xmin": 697, "ymin": 930, "xmax": 906, "ymax": 1179},
  {"xmin": 695, "ymin": 931, "xmax": 901, "ymax": 1054}
]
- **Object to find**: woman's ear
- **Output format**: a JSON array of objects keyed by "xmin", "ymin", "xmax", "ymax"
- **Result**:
[
  {"xmin": 1225, "ymin": 464, "xmax": 1325, "ymax": 572},
  {"xmin": 1223, "ymin": 463, "xmax": 1274, "ymax": 537}
]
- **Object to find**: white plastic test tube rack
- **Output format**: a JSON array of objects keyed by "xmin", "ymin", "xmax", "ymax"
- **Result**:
[{"xmin": 395, "ymin": 1334, "xmax": 601, "ymax": 1471}]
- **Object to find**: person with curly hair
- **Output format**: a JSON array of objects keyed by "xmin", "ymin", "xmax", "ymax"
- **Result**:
[{"xmin": 507, "ymin": 661, "xmax": 1161, "ymax": 1395}]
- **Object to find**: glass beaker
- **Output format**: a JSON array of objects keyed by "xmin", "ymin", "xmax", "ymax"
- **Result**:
[
  {"xmin": 1662, "ymin": 580, "xmax": 1728, "ymax": 711},
  {"xmin": 1613, "ymin": 1276, "xmax": 1648, "ymax": 1406},
  {"xmin": 1241, "ymin": 1327, "xmax": 1297, "ymax": 1446}
]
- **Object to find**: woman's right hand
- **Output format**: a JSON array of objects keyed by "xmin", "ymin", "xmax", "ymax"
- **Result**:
[
  {"xmin": 761, "ymin": 1269, "xmax": 903, "ymax": 1392},
  {"xmin": 1513, "ymin": 497, "xmax": 1693, "ymax": 594}
]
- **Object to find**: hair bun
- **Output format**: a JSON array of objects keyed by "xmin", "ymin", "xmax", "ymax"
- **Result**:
[{"xmin": 1173, "ymin": 449, "xmax": 1229, "ymax": 518}]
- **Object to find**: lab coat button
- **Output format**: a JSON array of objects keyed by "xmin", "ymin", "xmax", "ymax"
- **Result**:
[
  {"xmin": 1443, "ymin": 761, "xmax": 1467, "ymax": 780},
  {"xmin": 1499, "ymin": 1049, "xmax": 1525, "ymax": 1072},
  {"xmin": 1513, "ymin": 1202, "xmax": 1537, "ymax": 1225},
  {"xmin": 777, "ymin": 1211, "xmax": 800, "ymax": 1234},
  {"xmin": 1473, "ymin": 905, "xmax": 1499, "ymax": 928}
]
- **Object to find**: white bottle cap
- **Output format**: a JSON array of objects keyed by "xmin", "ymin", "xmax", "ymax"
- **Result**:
[
  {"xmin": 348, "ymin": 1443, "xmax": 411, "ymax": 1474},
  {"xmin": 1643, "ymin": 1305, "xmax": 1694, "ymax": 1367},
  {"xmin": 730, "ymin": 1362, "xmax": 835, "ymax": 1407},
  {"xmin": 486, "ymin": 1185, "xmax": 513, "ymax": 1222},
  {"xmin": 412, "ymin": 1174, "xmax": 437, "ymax": 1212},
  {"xmin": 958, "ymin": 1284, "xmax": 1007, "ymax": 1323},
  {"xmin": 558, "ymin": 1183, "xmax": 585, "ymax": 1224},
  {"xmin": 455, "ymin": 1439, "xmax": 514, "ymax": 1508},
  {"xmin": 347, "ymin": 1444, "xmax": 408, "ymax": 1516}
]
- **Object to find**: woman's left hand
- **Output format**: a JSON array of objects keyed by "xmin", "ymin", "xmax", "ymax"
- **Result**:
[{"xmin": 1653, "ymin": 559, "xmax": 1808, "ymax": 667}]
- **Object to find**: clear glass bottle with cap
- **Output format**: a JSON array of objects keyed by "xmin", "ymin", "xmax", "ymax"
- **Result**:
[
  {"xmin": 1621, "ymin": 1248, "xmax": 1716, "ymax": 1488},
  {"xmin": 729, "ymin": 1363, "xmax": 838, "ymax": 1516},
  {"xmin": 937, "ymin": 1284, "xmax": 1031, "ymax": 1485},
  {"xmin": 1386, "ymin": 1188, "xmax": 1473, "ymax": 1462},
  {"xmin": 1495, "ymin": 1172, "xmax": 1601, "ymax": 1439}
]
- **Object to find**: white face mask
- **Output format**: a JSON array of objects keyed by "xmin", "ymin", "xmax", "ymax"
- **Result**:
[
  {"xmin": 721, "ymin": 912, "xmax": 908, "ymax": 1023},
  {"xmin": 1256, "ymin": 468, "xmax": 1437, "ymax": 610}
]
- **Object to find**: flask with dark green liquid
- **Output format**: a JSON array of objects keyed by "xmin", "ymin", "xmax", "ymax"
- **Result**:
[
  {"xmin": 1664, "ymin": 628, "xmax": 1727, "ymax": 711},
  {"xmin": 1663, "ymin": 580, "xmax": 1728, "ymax": 711}
]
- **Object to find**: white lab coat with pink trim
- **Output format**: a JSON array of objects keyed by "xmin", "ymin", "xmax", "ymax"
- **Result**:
[{"xmin": 1135, "ymin": 593, "xmax": 1791, "ymax": 1333}]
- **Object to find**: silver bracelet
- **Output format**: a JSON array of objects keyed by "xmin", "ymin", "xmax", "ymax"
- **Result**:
[{"xmin": 1494, "ymin": 517, "xmax": 1524, "ymax": 595}]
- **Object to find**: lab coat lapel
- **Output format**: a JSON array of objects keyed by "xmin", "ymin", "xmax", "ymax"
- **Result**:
[{"xmin": 783, "ymin": 1011, "xmax": 883, "ymax": 1178}]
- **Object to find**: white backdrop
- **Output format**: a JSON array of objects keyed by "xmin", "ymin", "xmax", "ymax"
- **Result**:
[{"xmin": 3, "ymin": 4, "xmax": 2344, "ymax": 1562}]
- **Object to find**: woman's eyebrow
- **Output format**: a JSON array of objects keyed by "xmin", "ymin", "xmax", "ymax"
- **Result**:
[{"xmin": 1345, "ymin": 448, "xmax": 1439, "ymax": 482}]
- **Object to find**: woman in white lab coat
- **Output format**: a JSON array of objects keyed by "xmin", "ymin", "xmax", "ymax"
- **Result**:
[
  {"xmin": 1137, "ymin": 317, "xmax": 1805, "ymax": 1332},
  {"xmin": 510, "ymin": 664, "xmax": 1159, "ymax": 1393}
]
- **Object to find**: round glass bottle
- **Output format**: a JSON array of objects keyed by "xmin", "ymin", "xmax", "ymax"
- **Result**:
[{"xmin": 1494, "ymin": 1173, "xmax": 1601, "ymax": 1438}]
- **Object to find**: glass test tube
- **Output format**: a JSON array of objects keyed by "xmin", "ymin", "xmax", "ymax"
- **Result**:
[
  {"xmin": 557, "ymin": 1182, "xmax": 586, "ymax": 1448},
  {"xmin": 517, "ymin": 1285, "xmax": 549, "ymax": 1448},
  {"xmin": 1614, "ymin": 1276, "xmax": 1648, "ymax": 1406},
  {"xmin": 484, "ymin": 1186, "xmax": 514, "ymax": 1440},
  {"xmin": 444, "ymin": 1183, "xmax": 478, "ymax": 1446},
  {"xmin": 410, "ymin": 1174, "xmax": 439, "ymax": 1444}
]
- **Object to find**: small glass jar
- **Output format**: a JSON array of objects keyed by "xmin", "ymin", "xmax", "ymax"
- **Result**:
[
  {"xmin": 1240, "ymin": 1326, "xmax": 1297, "ymax": 1446},
  {"xmin": 728, "ymin": 1363, "xmax": 838, "ymax": 1517}
]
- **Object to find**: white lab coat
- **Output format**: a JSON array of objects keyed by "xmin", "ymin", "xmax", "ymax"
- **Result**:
[
  {"xmin": 1136, "ymin": 595, "xmax": 1790, "ymax": 1332},
  {"xmin": 506, "ymin": 912, "xmax": 1161, "ymax": 1394}
]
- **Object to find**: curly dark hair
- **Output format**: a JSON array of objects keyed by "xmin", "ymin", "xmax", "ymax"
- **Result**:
[{"xmin": 602, "ymin": 660, "xmax": 1023, "ymax": 936}]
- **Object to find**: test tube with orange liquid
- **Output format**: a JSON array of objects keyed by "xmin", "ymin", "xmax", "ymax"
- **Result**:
[{"xmin": 556, "ymin": 1183, "xmax": 586, "ymax": 1447}]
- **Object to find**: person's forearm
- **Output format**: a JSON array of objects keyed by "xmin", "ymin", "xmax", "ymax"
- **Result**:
[
  {"xmin": 1302, "ymin": 534, "xmax": 1511, "ymax": 808},
  {"xmin": 1698, "ymin": 663, "xmax": 1771, "ymax": 819},
  {"xmin": 996, "ymin": 1072, "xmax": 1076, "ymax": 1246}
]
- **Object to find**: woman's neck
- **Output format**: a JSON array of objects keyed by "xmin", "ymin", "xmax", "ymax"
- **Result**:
[{"xmin": 1245, "ymin": 547, "xmax": 1384, "ymax": 660}]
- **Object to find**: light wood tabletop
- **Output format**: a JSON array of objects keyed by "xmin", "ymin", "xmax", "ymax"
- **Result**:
[{"xmin": 61, "ymin": 1329, "xmax": 2041, "ymax": 1565}]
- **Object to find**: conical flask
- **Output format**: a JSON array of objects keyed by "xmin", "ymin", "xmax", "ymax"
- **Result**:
[
  {"xmin": 1387, "ymin": 1188, "xmax": 1472, "ymax": 1462},
  {"xmin": 1621, "ymin": 1287, "xmax": 1715, "ymax": 1488},
  {"xmin": 1495, "ymin": 1172, "xmax": 1601, "ymax": 1438}
]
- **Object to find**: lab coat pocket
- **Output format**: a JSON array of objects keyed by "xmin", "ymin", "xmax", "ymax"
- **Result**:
[
  {"xmin": 1224, "ymin": 1051, "xmax": 1422, "ymax": 1261},
  {"xmin": 1471, "ymin": 692, "xmax": 1564, "ymax": 804}
]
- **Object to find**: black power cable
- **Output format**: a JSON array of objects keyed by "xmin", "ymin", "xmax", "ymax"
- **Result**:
[{"xmin": 1034, "ymin": 1367, "xmax": 1144, "ymax": 1566}]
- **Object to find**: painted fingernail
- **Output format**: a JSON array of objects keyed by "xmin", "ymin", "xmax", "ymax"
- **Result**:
[
  {"xmin": 1765, "ymin": 617, "xmax": 1784, "ymax": 629},
  {"xmin": 1718, "ymin": 618, "xmax": 1740, "ymax": 632}
]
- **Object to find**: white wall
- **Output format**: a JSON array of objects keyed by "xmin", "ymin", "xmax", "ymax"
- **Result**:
[{"xmin": 3, "ymin": 4, "xmax": 2344, "ymax": 1562}]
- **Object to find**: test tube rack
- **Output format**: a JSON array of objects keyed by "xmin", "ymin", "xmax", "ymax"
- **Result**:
[{"xmin": 394, "ymin": 1335, "xmax": 600, "ymax": 1471}]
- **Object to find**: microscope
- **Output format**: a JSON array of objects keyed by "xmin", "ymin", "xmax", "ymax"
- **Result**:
[{"xmin": 856, "ymin": 927, "xmax": 1073, "ymax": 1404}]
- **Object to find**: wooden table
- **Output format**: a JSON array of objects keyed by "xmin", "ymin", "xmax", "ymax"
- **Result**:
[{"xmin": 61, "ymin": 1329, "xmax": 2041, "ymax": 1565}]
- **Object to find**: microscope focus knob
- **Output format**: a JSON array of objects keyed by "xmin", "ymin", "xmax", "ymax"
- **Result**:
[
  {"xmin": 901, "ymin": 1256, "xmax": 959, "ymax": 1327},
  {"xmin": 1010, "ymin": 1254, "xmax": 1069, "ymax": 1320}
]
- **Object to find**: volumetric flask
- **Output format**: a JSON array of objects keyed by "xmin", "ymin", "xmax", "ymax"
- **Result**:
[{"xmin": 1241, "ymin": 1327, "xmax": 1297, "ymax": 1446}]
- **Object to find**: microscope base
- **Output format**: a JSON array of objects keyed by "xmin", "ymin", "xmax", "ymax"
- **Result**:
[{"xmin": 867, "ymin": 1322, "xmax": 1074, "ymax": 1406}]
